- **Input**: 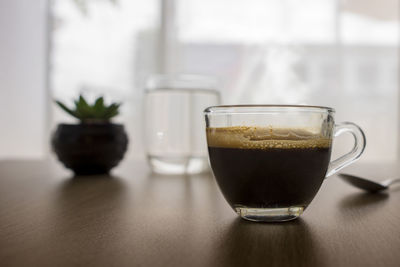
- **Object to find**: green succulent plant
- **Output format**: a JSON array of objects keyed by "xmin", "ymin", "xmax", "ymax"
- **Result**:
[{"xmin": 55, "ymin": 95, "xmax": 121, "ymax": 123}]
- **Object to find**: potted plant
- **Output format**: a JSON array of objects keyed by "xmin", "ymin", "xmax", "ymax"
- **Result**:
[{"xmin": 52, "ymin": 95, "xmax": 128, "ymax": 175}]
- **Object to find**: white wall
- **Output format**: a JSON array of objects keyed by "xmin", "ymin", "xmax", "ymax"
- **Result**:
[{"xmin": 0, "ymin": 0, "xmax": 48, "ymax": 159}]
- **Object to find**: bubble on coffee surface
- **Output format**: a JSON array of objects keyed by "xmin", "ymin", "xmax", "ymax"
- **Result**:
[{"xmin": 206, "ymin": 126, "xmax": 331, "ymax": 149}]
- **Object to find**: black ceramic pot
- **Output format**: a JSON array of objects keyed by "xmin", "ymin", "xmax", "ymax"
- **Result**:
[{"xmin": 52, "ymin": 123, "xmax": 128, "ymax": 175}]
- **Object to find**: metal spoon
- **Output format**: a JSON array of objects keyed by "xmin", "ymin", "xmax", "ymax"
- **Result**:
[{"xmin": 339, "ymin": 173, "xmax": 400, "ymax": 193}]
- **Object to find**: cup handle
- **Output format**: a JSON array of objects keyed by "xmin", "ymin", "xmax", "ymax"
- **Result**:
[{"xmin": 325, "ymin": 122, "xmax": 366, "ymax": 177}]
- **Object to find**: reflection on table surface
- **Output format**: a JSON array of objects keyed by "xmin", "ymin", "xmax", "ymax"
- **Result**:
[{"xmin": 0, "ymin": 160, "xmax": 400, "ymax": 267}]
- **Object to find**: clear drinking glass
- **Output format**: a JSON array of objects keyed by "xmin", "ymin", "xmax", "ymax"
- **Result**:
[
  {"xmin": 204, "ymin": 105, "xmax": 366, "ymax": 222},
  {"xmin": 145, "ymin": 74, "xmax": 220, "ymax": 174}
]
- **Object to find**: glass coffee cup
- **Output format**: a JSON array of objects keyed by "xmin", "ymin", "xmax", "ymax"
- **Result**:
[{"xmin": 204, "ymin": 105, "xmax": 366, "ymax": 222}]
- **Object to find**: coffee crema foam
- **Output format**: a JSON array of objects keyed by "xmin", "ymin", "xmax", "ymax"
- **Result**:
[{"xmin": 207, "ymin": 126, "xmax": 331, "ymax": 149}]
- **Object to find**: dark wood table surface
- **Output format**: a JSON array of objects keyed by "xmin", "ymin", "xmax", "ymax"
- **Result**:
[{"xmin": 0, "ymin": 159, "xmax": 400, "ymax": 267}]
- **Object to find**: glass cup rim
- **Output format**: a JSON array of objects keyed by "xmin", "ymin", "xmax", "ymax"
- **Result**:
[
  {"xmin": 146, "ymin": 73, "xmax": 219, "ymax": 92},
  {"xmin": 204, "ymin": 104, "xmax": 335, "ymax": 114}
]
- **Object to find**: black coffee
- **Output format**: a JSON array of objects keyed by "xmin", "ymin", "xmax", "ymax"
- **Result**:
[{"xmin": 207, "ymin": 127, "xmax": 332, "ymax": 210}]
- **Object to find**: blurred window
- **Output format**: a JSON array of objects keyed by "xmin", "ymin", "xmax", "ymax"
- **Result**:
[{"xmin": 49, "ymin": 0, "xmax": 399, "ymax": 162}]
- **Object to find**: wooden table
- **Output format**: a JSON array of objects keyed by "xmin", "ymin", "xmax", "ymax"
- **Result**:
[{"xmin": 0, "ymin": 160, "xmax": 400, "ymax": 267}]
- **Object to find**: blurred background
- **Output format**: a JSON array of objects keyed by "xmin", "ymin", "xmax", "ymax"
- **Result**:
[{"xmin": 0, "ymin": 0, "xmax": 398, "ymax": 163}]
